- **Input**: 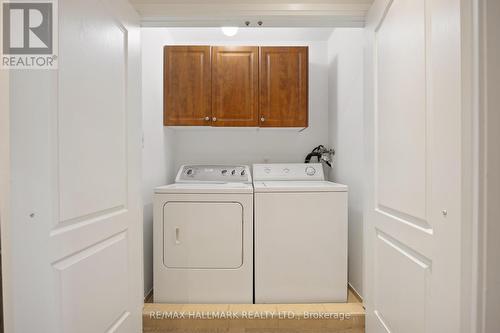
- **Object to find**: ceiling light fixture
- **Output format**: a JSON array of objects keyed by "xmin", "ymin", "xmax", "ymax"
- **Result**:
[{"xmin": 221, "ymin": 26, "xmax": 239, "ymax": 37}]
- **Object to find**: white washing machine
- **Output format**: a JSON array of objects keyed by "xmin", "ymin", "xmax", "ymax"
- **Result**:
[
  {"xmin": 153, "ymin": 165, "xmax": 253, "ymax": 303},
  {"xmin": 253, "ymin": 163, "xmax": 348, "ymax": 303}
]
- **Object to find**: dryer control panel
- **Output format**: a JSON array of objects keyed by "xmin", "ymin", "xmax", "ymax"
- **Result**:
[{"xmin": 176, "ymin": 165, "xmax": 252, "ymax": 183}]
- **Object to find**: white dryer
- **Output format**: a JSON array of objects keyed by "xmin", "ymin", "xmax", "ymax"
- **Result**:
[
  {"xmin": 253, "ymin": 163, "xmax": 348, "ymax": 303},
  {"xmin": 154, "ymin": 165, "xmax": 253, "ymax": 303}
]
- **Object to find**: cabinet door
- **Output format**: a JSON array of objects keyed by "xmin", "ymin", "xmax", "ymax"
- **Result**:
[
  {"xmin": 259, "ymin": 47, "xmax": 308, "ymax": 127},
  {"xmin": 164, "ymin": 46, "xmax": 211, "ymax": 126},
  {"xmin": 212, "ymin": 46, "xmax": 259, "ymax": 127}
]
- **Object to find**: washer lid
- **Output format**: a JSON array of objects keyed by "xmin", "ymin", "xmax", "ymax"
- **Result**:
[
  {"xmin": 155, "ymin": 183, "xmax": 254, "ymax": 194},
  {"xmin": 253, "ymin": 181, "xmax": 347, "ymax": 193}
]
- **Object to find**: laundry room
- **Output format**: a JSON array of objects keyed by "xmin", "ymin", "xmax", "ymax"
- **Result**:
[
  {"xmin": 1, "ymin": 0, "xmax": 488, "ymax": 332},
  {"xmin": 139, "ymin": 25, "xmax": 366, "ymax": 331}
]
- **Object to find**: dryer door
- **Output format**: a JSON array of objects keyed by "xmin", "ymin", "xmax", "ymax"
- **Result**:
[{"xmin": 163, "ymin": 201, "xmax": 243, "ymax": 269}]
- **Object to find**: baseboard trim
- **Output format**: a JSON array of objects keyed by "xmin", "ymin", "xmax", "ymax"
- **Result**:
[
  {"xmin": 348, "ymin": 283, "xmax": 363, "ymax": 303},
  {"xmin": 144, "ymin": 288, "xmax": 153, "ymax": 303}
]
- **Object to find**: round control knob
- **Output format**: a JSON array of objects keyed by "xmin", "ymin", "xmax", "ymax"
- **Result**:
[
  {"xmin": 231, "ymin": 170, "xmax": 236, "ymax": 176},
  {"xmin": 221, "ymin": 169, "xmax": 228, "ymax": 176},
  {"xmin": 305, "ymin": 166, "xmax": 316, "ymax": 176},
  {"xmin": 264, "ymin": 167, "xmax": 271, "ymax": 174},
  {"xmin": 283, "ymin": 168, "xmax": 290, "ymax": 174},
  {"xmin": 186, "ymin": 169, "xmax": 194, "ymax": 176},
  {"xmin": 240, "ymin": 169, "xmax": 246, "ymax": 176}
]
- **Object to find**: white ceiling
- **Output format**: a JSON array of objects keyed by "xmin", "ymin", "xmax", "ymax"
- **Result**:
[{"xmin": 130, "ymin": 0, "xmax": 374, "ymax": 27}]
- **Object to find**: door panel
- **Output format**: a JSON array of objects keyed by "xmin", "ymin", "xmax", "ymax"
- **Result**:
[
  {"xmin": 212, "ymin": 46, "xmax": 259, "ymax": 127},
  {"xmin": 365, "ymin": 0, "xmax": 462, "ymax": 332},
  {"xmin": 54, "ymin": 233, "xmax": 129, "ymax": 333},
  {"xmin": 376, "ymin": 0, "xmax": 427, "ymax": 222},
  {"xmin": 164, "ymin": 46, "xmax": 211, "ymax": 126},
  {"xmin": 163, "ymin": 202, "xmax": 243, "ymax": 268},
  {"xmin": 6, "ymin": 0, "xmax": 143, "ymax": 332},
  {"xmin": 259, "ymin": 47, "xmax": 308, "ymax": 127},
  {"xmin": 59, "ymin": 0, "xmax": 127, "ymax": 223},
  {"xmin": 374, "ymin": 231, "xmax": 430, "ymax": 333}
]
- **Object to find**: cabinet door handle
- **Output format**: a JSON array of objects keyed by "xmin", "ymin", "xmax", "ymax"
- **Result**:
[
  {"xmin": 175, "ymin": 227, "xmax": 180, "ymax": 244},
  {"xmin": 212, "ymin": 117, "xmax": 217, "ymax": 122},
  {"xmin": 204, "ymin": 116, "xmax": 210, "ymax": 121},
  {"xmin": 260, "ymin": 117, "xmax": 265, "ymax": 122}
]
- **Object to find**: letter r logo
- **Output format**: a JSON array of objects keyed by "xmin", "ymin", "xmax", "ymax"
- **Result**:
[{"xmin": 2, "ymin": 1, "xmax": 53, "ymax": 54}]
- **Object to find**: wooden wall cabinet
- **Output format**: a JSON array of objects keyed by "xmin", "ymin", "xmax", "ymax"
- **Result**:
[
  {"xmin": 212, "ymin": 46, "xmax": 259, "ymax": 127},
  {"xmin": 163, "ymin": 46, "xmax": 211, "ymax": 126},
  {"xmin": 164, "ymin": 45, "xmax": 308, "ymax": 127},
  {"xmin": 259, "ymin": 47, "xmax": 308, "ymax": 127}
]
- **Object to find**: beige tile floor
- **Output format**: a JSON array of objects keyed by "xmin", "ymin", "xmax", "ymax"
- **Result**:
[{"xmin": 143, "ymin": 288, "xmax": 365, "ymax": 333}]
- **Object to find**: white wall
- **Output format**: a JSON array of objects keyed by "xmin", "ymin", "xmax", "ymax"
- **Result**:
[
  {"xmin": 144, "ymin": 28, "xmax": 331, "ymax": 170},
  {"xmin": 482, "ymin": 0, "xmax": 500, "ymax": 330},
  {"xmin": 327, "ymin": 28, "xmax": 365, "ymax": 297},
  {"xmin": 141, "ymin": 27, "xmax": 333, "ymax": 295},
  {"xmin": 0, "ymin": 56, "xmax": 10, "ymax": 332},
  {"xmin": 141, "ymin": 31, "xmax": 177, "ymax": 296},
  {"xmin": 141, "ymin": 27, "xmax": 367, "ymax": 297}
]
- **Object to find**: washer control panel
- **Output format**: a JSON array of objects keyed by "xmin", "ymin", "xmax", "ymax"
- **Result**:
[
  {"xmin": 253, "ymin": 163, "xmax": 325, "ymax": 181},
  {"xmin": 176, "ymin": 165, "xmax": 251, "ymax": 183}
]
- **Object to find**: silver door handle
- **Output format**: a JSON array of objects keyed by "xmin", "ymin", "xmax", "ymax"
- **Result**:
[
  {"xmin": 204, "ymin": 116, "xmax": 210, "ymax": 121},
  {"xmin": 212, "ymin": 117, "xmax": 217, "ymax": 122}
]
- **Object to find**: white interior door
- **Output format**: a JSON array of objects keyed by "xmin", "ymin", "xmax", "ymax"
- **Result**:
[
  {"xmin": 364, "ymin": 0, "xmax": 465, "ymax": 332},
  {"xmin": 3, "ymin": 0, "xmax": 143, "ymax": 332}
]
